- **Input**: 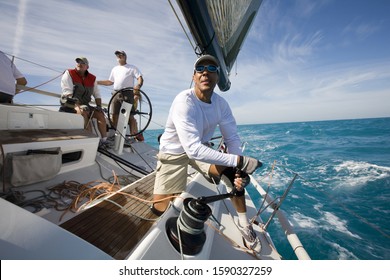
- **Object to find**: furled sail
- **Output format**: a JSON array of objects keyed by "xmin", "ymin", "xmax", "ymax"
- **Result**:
[{"xmin": 177, "ymin": 0, "xmax": 263, "ymax": 91}]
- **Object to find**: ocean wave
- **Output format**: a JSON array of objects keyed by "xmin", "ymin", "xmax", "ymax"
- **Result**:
[
  {"xmin": 332, "ymin": 160, "xmax": 390, "ymax": 188},
  {"xmin": 290, "ymin": 212, "xmax": 319, "ymax": 229},
  {"xmin": 322, "ymin": 211, "xmax": 362, "ymax": 239},
  {"xmin": 330, "ymin": 243, "xmax": 358, "ymax": 260},
  {"xmin": 263, "ymin": 143, "xmax": 279, "ymax": 151},
  {"xmin": 291, "ymin": 209, "xmax": 361, "ymax": 239}
]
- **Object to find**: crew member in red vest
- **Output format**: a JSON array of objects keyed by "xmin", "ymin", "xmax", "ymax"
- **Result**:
[{"xmin": 60, "ymin": 57, "xmax": 107, "ymax": 143}]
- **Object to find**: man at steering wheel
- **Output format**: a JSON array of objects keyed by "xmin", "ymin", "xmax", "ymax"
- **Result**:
[{"xmin": 98, "ymin": 50, "xmax": 144, "ymax": 141}]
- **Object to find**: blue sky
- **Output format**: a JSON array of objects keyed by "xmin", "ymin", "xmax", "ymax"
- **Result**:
[{"xmin": 1, "ymin": 0, "xmax": 389, "ymax": 128}]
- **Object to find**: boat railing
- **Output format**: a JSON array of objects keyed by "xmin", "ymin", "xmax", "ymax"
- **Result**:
[
  {"xmin": 16, "ymin": 85, "xmax": 107, "ymax": 107},
  {"xmin": 249, "ymin": 174, "xmax": 311, "ymax": 260}
]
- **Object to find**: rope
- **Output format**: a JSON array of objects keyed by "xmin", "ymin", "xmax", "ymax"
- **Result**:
[
  {"xmin": 50, "ymin": 179, "xmax": 121, "ymax": 221},
  {"xmin": 167, "ymin": 0, "xmax": 216, "ymax": 58},
  {"xmin": 95, "ymin": 155, "xmax": 142, "ymax": 179},
  {"xmin": 177, "ymin": 219, "xmax": 185, "ymax": 260},
  {"xmin": 1, "ymin": 170, "xmax": 180, "ymax": 222},
  {"xmin": 194, "ymin": 32, "xmax": 216, "ymax": 56},
  {"xmin": 17, "ymin": 71, "xmax": 64, "ymax": 94},
  {"xmin": 4, "ymin": 52, "xmax": 63, "ymax": 73},
  {"xmin": 54, "ymin": 171, "xmax": 181, "ymax": 221},
  {"xmin": 85, "ymin": 107, "xmax": 96, "ymax": 130}
]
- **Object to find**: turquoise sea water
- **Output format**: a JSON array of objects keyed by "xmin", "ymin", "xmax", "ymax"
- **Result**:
[{"xmin": 143, "ymin": 117, "xmax": 390, "ymax": 260}]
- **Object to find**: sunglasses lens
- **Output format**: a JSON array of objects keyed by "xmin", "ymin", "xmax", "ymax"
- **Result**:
[
  {"xmin": 195, "ymin": 65, "xmax": 205, "ymax": 72},
  {"xmin": 207, "ymin": 65, "xmax": 218, "ymax": 72},
  {"xmin": 195, "ymin": 65, "xmax": 218, "ymax": 73}
]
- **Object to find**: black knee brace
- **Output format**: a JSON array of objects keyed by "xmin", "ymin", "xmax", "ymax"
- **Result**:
[
  {"xmin": 234, "ymin": 189, "xmax": 245, "ymax": 197},
  {"xmin": 221, "ymin": 167, "xmax": 249, "ymax": 197},
  {"xmin": 221, "ymin": 167, "xmax": 236, "ymax": 183}
]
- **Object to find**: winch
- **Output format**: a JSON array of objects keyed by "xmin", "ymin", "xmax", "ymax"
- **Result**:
[{"xmin": 166, "ymin": 191, "xmax": 235, "ymax": 255}]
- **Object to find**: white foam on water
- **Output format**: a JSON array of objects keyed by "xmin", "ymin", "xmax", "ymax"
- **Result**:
[
  {"xmin": 330, "ymin": 242, "xmax": 358, "ymax": 260},
  {"xmin": 322, "ymin": 211, "xmax": 362, "ymax": 239},
  {"xmin": 317, "ymin": 165, "xmax": 328, "ymax": 176},
  {"xmin": 290, "ymin": 212, "xmax": 319, "ymax": 229},
  {"xmin": 290, "ymin": 211, "xmax": 361, "ymax": 259},
  {"xmin": 255, "ymin": 170, "xmax": 291, "ymax": 189},
  {"xmin": 333, "ymin": 160, "xmax": 390, "ymax": 188},
  {"xmin": 291, "ymin": 204, "xmax": 361, "ymax": 239},
  {"xmin": 291, "ymin": 194, "xmax": 299, "ymax": 199},
  {"xmin": 263, "ymin": 142, "xmax": 279, "ymax": 152}
]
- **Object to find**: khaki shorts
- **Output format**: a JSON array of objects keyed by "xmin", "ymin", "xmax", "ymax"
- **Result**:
[
  {"xmin": 153, "ymin": 152, "xmax": 211, "ymax": 195},
  {"xmin": 112, "ymin": 91, "xmax": 138, "ymax": 115}
]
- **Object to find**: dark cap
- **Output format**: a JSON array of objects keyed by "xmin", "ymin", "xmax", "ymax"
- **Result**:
[
  {"xmin": 194, "ymin": 54, "xmax": 219, "ymax": 68},
  {"xmin": 75, "ymin": 57, "xmax": 89, "ymax": 65},
  {"xmin": 115, "ymin": 50, "xmax": 127, "ymax": 56}
]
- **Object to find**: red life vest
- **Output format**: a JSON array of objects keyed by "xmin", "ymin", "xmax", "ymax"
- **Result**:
[{"xmin": 68, "ymin": 68, "xmax": 96, "ymax": 105}]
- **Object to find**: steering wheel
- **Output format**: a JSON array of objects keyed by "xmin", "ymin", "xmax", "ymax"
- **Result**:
[{"xmin": 107, "ymin": 87, "xmax": 153, "ymax": 137}]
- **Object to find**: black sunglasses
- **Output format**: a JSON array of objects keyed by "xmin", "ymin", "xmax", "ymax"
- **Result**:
[{"xmin": 195, "ymin": 65, "xmax": 219, "ymax": 73}]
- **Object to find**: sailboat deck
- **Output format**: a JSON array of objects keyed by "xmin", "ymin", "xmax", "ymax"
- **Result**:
[{"xmin": 60, "ymin": 172, "xmax": 157, "ymax": 260}]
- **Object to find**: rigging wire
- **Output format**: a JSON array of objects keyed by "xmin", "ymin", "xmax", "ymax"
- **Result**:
[
  {"xmin": 17, "ymin": 71, "xmax": 64, "ymax": 94},
  {"xmin": 4, "ymin": 52, "xmax": 64, "ymax": 73},
  {"xmin": 168, "ymin": 0, "xmax": 196, "ymax": 52},
  {"xmin": 168, "ymin": 0, "xmax": 208, "ymax": 91},
  {"xmin": 250, "ymin": 160, "xmax": 276, "ymax": 225}
]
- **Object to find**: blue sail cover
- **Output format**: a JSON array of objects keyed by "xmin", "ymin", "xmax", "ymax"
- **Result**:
[{"xmin": 177, "ymin": 0, "xmax": 263, "ymax": 91}]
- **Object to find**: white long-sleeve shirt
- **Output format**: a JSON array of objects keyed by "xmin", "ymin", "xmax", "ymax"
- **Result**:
[
  {"xmin": 61, "ymin": 69, "xmax": 101, "ymax": 100},
  {"xmin": 160, "ymin": 88, "xmax": 241, "ymax": 167}
]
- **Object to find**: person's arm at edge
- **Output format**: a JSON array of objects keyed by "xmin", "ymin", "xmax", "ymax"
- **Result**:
[
  {"xmin": 15, "ymin": 77, "xmax": 27, "ymax": 94},
  {"xmin": 97, "ymin": 80, "xmax": 113, "ymax": 86}
]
